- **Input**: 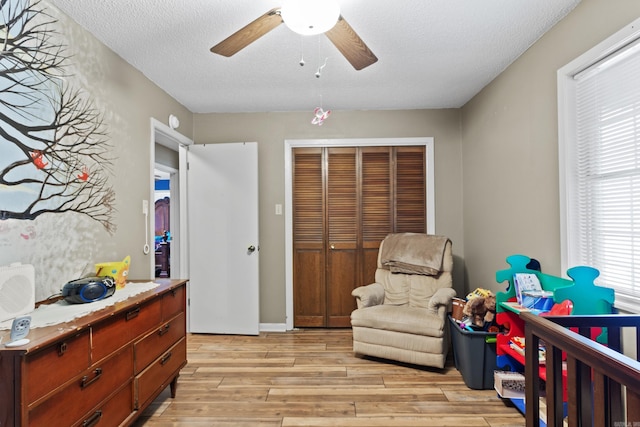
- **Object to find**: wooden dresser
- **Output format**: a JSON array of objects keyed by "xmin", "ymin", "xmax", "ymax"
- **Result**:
[{"xmin": 0, "ymin": 279, "xmax": 188, "ymax": 427}]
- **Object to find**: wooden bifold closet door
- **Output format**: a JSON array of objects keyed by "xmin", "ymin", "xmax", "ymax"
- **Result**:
[{"xmin": 293, "ymin": 145, "xmax": 427, "ymax": 328}]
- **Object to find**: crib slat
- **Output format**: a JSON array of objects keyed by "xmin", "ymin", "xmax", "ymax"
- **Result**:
[
  {"xmin": 593, "ymin": 371, "xmax": 606, "ymax": 425},
  {"xmin": 521, "ymin": 313, "xmax": 640, "ymax": 427},
  {"xmin": 628, "ymin": 389, "xmax": 640, "ymax": 424}
]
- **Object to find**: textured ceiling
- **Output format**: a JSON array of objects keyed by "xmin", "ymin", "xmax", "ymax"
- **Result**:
[{"xmin": 48, "ymin": 0, "xmax": 581, "ymax": 113}]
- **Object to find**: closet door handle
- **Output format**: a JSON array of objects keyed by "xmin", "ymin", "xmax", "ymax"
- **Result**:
[{"xmin": 330, "ymin": 244, "xmax": 335, "ymax": 250}]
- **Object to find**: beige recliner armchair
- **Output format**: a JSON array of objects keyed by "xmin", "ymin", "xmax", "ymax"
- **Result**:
[{"xmin": 350, "ymin": 233, "xmax": 456, "ymax": 369}]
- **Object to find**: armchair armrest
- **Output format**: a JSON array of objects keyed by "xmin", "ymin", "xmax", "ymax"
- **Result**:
[
  {"xmin": 428, "ymin": 288, "xmax": 457, "ymax": 314},
  {"xmin": 352, "ymin": 283, "xmax": 385, "ymax": 309}
]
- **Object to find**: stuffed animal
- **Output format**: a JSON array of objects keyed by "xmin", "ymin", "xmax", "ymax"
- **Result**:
[
  {"xmin": 462, "ymin": 294, "xmax": 496, "ymax": 328},
  {"xmin": 483, "ymin": 294, "xmax": 496, "ymax": 324}
]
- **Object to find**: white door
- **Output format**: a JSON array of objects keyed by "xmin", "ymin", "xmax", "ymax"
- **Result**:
[{"xmin": 187, "ymin": 142, "xmax": 259, "ymax": 335}]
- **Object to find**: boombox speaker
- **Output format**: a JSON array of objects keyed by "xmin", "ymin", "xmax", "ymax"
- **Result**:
[
  {"xmin": 0, "ymin": 263, "xmax": 36, "ymax": 323},
  {"xmin": 62, "ymin": 276, "xmax": 116, "ymax": 304}
]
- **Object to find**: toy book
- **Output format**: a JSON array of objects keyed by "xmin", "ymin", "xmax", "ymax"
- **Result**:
[
  {"xmin": 509, "ymin": 336, "xmax": 546, "ymax": 364},
  {"xmin": 513, "ymin": 273, "xmax": 542, "ymax": 306}
]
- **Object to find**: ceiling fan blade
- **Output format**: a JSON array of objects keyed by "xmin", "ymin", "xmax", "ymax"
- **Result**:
[
  {"xmin": 325, "ymin": 16, "xmax": 378, "ymax": 70},
  {"xmin": 211, "ymin": 8, "xmax": 283, "ymax": 57}
]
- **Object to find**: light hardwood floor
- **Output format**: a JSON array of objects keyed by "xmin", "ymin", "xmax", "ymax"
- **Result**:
[{"xmin": 134, "ymin": 329, "xmax": 525, "ymax": 427}]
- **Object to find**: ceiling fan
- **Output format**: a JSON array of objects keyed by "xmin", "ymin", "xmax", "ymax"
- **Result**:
[{"xmin": 210, "ymin": 1, "xmax": 378, "ymax": 71}]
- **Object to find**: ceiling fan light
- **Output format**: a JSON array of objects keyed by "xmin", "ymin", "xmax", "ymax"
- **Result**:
[{"xmin": 281, "ymin": 0, "xmax": 340, "ymax": 36}]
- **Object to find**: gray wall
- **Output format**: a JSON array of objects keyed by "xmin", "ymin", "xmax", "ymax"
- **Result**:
[
  {"xmin": 58, "ymin": 11, "xmax": 194, "ymax": 285},
  {"xmin": 192, "ymin": 0, "xmax": 640, "ymax": 323},
  {"xmin": 16, "ymin": 0, "xmax": 637, "ymax": 319},
  {"xmin": 461, "ymin": 0, "xmax": 640, "ymax": 293},
  {"xmin": 193, "ymin": 110, "xmax": 463, "ymax": 323},
  {"xmin": 6, "ymin": 2, "xmax": 195, "ymax": 298},
  {"xmin": 155, "ymin": 144, "xmax": 180, "ymax": 170}
]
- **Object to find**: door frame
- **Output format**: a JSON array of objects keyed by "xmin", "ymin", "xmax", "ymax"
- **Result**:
[
  {"xmin": 284, "ymin": 137, "xmax": 435, "ymax": 331},
  {"xmin": 149, "ymin": 118, "xmax": 193, "ymax": 281}
]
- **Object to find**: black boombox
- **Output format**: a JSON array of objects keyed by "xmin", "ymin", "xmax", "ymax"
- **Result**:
[{"xmin": 62, "ymin": 276, "xmax": 116, "ymax": 304}]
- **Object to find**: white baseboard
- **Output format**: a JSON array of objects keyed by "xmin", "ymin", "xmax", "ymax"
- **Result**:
[{"xmin": 259, "ymin": 323, "xmax": 288, "ymax": 332}]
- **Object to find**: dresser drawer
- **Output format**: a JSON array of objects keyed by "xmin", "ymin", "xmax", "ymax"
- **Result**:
[
  {"xmin": 91, "ymin": 298, "xmax": 162, "ymax": 362},
  {"xmin": 134, "ymin": 312, "xmax": 185, "ymax": 374},
  {"xmin": 136, "ymin": 337, "xmax": 186, "ymax": 409},
  {"xmin": 29, "ymin": 345, "xmax": 133, "ymax": 426},
  {"xmin": 24, "ymin": 330, "xmax": 91, "ymax": 404},
  {"xmin": 162, "ymin": 284, "xmax": 185, "ymax": 321},
  {"xmin": 73, "ymin": 382, "xmax": 133, "ymax": 427}
]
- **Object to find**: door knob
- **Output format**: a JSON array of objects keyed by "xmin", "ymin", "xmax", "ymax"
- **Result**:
[
  {"xmin": 247, "ymin": 245, "xmax": 256, "ymax": 253},
  {"xmin": 330, "ymin": 244, "xmax": 335, "ymax": 250}
]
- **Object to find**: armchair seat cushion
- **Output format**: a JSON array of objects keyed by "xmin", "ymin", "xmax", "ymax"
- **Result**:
[{"xmin": 351, "ymin": 304, "xmax": 445, "ymax": 337}]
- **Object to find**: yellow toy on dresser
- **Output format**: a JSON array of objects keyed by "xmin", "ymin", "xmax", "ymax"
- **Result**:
[{"xmin": 95, "ymin": 255, "xmax": 130, "ymax": 289}]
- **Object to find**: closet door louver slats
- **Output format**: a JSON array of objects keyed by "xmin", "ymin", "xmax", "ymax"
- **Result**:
[{"xmin": 292, "ymin": 145, "xmax": 427, "ymax": 327}]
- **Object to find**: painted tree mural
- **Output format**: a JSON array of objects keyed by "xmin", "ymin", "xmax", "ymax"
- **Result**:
[{"xmin": 0, "ymin": 0, "xmax": 116, "ymax": 233}]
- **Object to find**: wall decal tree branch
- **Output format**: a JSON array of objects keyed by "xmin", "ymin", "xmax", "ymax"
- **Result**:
[{"xmin": 0, "ymin": 0, "xmax": 116, "ymax": 233}]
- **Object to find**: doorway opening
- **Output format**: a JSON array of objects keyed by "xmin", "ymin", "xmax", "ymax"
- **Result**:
[
  {"xmin": 149, "ymin": 118, "xmax": 192, "ymax": 280},
  {"xmin": 154, "ymin": 167, "xmax": 173, "ymax": 278}
]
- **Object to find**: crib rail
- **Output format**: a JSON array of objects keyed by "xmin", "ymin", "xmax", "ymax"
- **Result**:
[{"xmin": 521, "ymin": 312, "xmax": 640, "ymax": 427}]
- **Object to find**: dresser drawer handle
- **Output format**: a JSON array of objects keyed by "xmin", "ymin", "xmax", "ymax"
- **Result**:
[
  {"xmin": 126, "ymin": 307, "xmax": 140, "ymax": 321},
  {"xmin": 158, "ymin": 323, "xmax": 171, "ymax": 336},
  {"xmin": 160, "ymin": 351, "xmax": 172, "ymax": 366},
  {"xmin": 82, "ymin": 410, "xmax": 102, "ymax": 427},
  {"xmin": 80, "ymin": 367, "xmax": 103, "ymax": 389},
  {"xmin": 57, "ymin": 342, "xmax": 68, "ymax": 356}
]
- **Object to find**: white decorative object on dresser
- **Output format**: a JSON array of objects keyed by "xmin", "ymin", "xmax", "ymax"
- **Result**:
[{"xmin": 0, "ymin": 263, "xmax": 35, "ymax": 323}]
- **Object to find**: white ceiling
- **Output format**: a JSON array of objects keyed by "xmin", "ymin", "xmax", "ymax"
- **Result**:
[{"xmin": 48, "ymin": 0, "xmax": 581, "ymax": 113}]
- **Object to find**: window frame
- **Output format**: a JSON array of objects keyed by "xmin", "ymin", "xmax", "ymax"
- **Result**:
[{"xmin": 558, "ymin": 17, "xmax": 640, "ymax": 313}]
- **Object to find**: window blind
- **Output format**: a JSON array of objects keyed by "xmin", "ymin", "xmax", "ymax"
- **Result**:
[{"xmin": 571, "ymin": 39, "xmax": 640, "ymax": 309}]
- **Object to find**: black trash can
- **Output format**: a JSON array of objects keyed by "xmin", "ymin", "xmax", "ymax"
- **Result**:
[{"xmin": 448, "ymin": 315, "xmax": 497, "ymax": 389}]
